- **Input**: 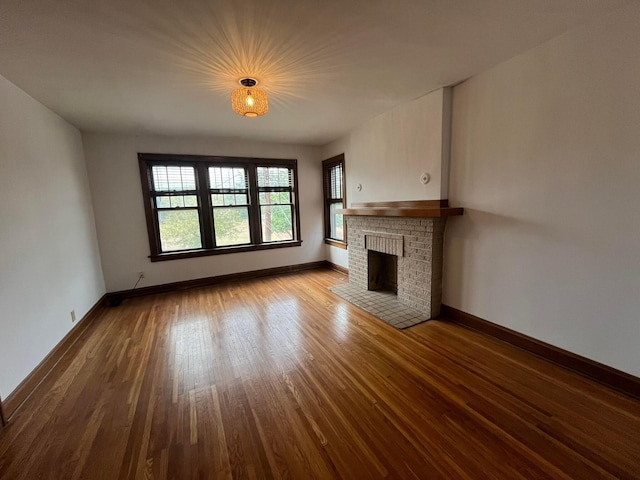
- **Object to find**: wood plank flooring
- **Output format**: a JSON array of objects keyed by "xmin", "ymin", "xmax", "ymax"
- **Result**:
[{"xmin": 1, "ymin": 268, "xmax": 639, "ymax": 479}]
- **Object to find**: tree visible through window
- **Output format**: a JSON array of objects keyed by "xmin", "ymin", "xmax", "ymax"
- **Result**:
[
  {"xmin": 139, "ymin": 154, "xmax": 301, "ymax": 261},
  {"xmin": 258, "ymin": 167, "xmax": 294, "ymax": 242},
  {"xmin": 209, "ymin": 166, "xmax": 251, "ymax": 247},
  {"xmin": 322, "ymin": 154, "xmax": 346, "ymax": 247},
  {"xmin": 151, "ymin": 165, "xmax": 201, "ymax": 252}
]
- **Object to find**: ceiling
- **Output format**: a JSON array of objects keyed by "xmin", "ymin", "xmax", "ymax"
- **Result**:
[{"xmin": 0, "ymin": 0, "xmax": 630, "ymax": 145}]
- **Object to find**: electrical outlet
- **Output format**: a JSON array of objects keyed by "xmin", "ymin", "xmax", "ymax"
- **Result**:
[{"xmin": 71, "ymin": 310, "xmax": 76, "ymax": 323}]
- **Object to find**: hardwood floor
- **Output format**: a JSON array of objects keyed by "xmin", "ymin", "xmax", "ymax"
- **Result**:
[{"xmin": 1, "ymin": 268, "xmax": 639, "ymax": 479}]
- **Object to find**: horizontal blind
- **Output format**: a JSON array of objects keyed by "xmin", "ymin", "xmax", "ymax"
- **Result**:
[{"xmin": 326, "ymin": 163, "xmax": 343, "ymax": 201}]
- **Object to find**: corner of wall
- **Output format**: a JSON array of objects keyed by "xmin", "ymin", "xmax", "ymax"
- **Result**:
[{"xmin": 440, "ymin": 87, "xmax": 453, "ymax": 200}]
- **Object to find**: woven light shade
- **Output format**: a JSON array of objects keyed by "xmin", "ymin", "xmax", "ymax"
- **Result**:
[{"xmin": 231, "ymin": 82, "xmax": 269, "ymax": 117}]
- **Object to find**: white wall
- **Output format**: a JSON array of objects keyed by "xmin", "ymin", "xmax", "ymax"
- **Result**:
[
  {"xmin": 0, "ymin": 74, "xmax": 105, "ymax": 398},
  {"xmin": 330, "ymin": 88, "xmax": 451, "ymax": 205},
  {"xmin": 444, "ymin": 4, "xmax": 640, "ymax": 376},
  {"xmin": 321, "ymin": 87, "xmax": 452, "ymax": 269},
  {"xmin": 83, "ymin": 133, "xmax": 324, "ymax": 292}
]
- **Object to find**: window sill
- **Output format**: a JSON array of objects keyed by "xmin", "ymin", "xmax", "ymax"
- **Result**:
[
  {"xmin": 150, "ymin": 240, "xmax": 302, "ymax": 262},
  {"xmin": 324, "ymin": 238, "xmax": 347, "ymax": 250}
]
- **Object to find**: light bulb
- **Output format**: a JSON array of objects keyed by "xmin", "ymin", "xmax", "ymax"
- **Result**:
[{"xmin": 231, "ymin": 81, "xmax": 268, "ymax": 117}]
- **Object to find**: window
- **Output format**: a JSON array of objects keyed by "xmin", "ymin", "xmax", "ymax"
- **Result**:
[
  {"xmin": 139, "ymin": 154, "xmax": 301, "ymax": 261},
  {"xmin": 322, "ymin": 154, "xmax": 346, "ymax": 248},
  {"xmin": 209, "ymin": 166, "xmax": 251, "ymax": 247},
  {"xmin": 257, "ymin": 167, "xmax": 295, "ymax": 242}
]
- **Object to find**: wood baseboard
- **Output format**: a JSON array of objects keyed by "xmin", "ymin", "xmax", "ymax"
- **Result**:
[
  {"xmin": 440, "ymin": 305, "xmax": 640, "ymax": 400},
  {"xmin": 324, "ymin": 261, "xmax": 348, "ymax": 275},
  {"xmin": 0, "ymin": 395, "xmax": 6, "ymax": 427},
  {"xmin": 106, "ymin": 261, "xmax": 328, "ymax": 303},
  {"xmin": 1, "ymin": 263, "xmax": 344, "ymax": 421},
  {"xmin": 4, "ymin": 295, "xmax": 108, "ymax": 420}
]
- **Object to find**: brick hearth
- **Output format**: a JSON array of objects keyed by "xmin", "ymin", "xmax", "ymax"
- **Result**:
[{"xmin": 346, "ymin": 215, "xmax": 446, "ymax": 319}]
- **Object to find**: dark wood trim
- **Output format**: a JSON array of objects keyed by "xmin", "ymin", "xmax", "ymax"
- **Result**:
[
  {"xmin": 322, "ymin": 154, "xmax": 347, "ymax": 246},
  {"xmin": 3, "ymin": 295, "xmax": 108, "ymax": 419},
  {"xmin": 196, "ymin": 162, "xmax": 215, "ymax": 248},
  {"xmin": 291, "ymin": 161, "xmax": 303, "ymax": 244},
  {"xmin": 350, "ymin": 200, "xmax": 449, "ymax": 208},
  {"xmin": 138, "ymin": 156, "xmax": 161, "ymax": 257},
  {"xmin": 0, "ymin": 396, "xmax": 6, "ymax": 426},
  {"xmin": 138, "ymin": 153, "xmax": 297, "ymax": 166},
  {"xmin": 139, "ymin": 153, "xmax": 302, "ymax": 260},
  {"xmin": 247, "ymin": 164, "xmax": 262, "ymax": 244},
  {"xmin": 339, "ymin": 199, "xmax": 462, "ymax": 218},
  {"xmin": 321, "ymin": 154, "xmax": 345, "ymax": 168},
  {"xmin": 149, "ymin": 240, "xmax": 302, "ymax": 262},
  {"xmin": 324, "ymin": 238, "xmax": 347, "ymax": 249},
  {"xmin": 440, "ymin": 305, "xmax": 640, "ymax": 400},
  {"xmin": 338, "ymin": 206, "xmax": 463, "ymax": 218},
  {"xmin": 324, "ymin": 260, "xmax": 348, "ymax": 275},
  {"xmin": 107, "ymin": 261, "xmax": 328, "ymax": 302}
]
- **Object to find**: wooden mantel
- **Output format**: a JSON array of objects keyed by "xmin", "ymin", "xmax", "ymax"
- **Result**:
[{"xmin": 337, "ymin": 200, "xmax": 463, "ymax": 218}]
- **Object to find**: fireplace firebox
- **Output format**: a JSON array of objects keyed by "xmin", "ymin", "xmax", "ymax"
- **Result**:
[
  {"xmin": 332, "ymin": 200, "xmax": 463, "ymax": 325},
  {"xmin": 368, "ymin": 250, "xmax": 398, "ymax": 293}
]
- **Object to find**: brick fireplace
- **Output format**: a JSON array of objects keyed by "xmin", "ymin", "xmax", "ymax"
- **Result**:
[
  {"xmin": 330, "ymin": 201, "xmax": 463, "ymax": 328},
  {"xmin": 347, "ymin": 215, "xmax": 446, "ymax": 318}
]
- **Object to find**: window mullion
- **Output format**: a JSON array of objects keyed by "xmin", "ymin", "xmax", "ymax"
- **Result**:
[
  {"xmin": 140, "ymin": 160, "xmax": 162, "ymax": 256},
  {"xmin": 291, "ymin": 164, "xmax": 301, "ymax": 241},
  {"xmin": 197, "ymin": 162, "xmax": 214, "ymax": 249},
  {"xmin": 139, "ymin": 154, "xmax": 301, "ymax": 260},
  {"xmin": 247, "ymin": 166, "xmax": 261, "ymax": 244}
]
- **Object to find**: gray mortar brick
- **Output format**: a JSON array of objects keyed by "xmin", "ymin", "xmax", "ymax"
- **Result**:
[{"xmin": 344, "ymin": 214, "xmax": 447, "ymax": 319}]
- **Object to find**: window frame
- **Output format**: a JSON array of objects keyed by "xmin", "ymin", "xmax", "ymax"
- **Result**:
[
  {"xmin": 256, "ymin": 167, "xmax": 297, "ymax": 244},
  {"xmin": 138, "ymin": 153, "xmax": 302, "ymax": 262},
  {"xmin": 322, "ymin": 154, "xmax": 347, "ymax": 249}
]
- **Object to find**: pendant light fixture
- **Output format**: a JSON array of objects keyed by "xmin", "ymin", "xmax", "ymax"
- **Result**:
[{"xmin": 231, "ymin": 78, "xmax": 268, "ymax": 117}]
